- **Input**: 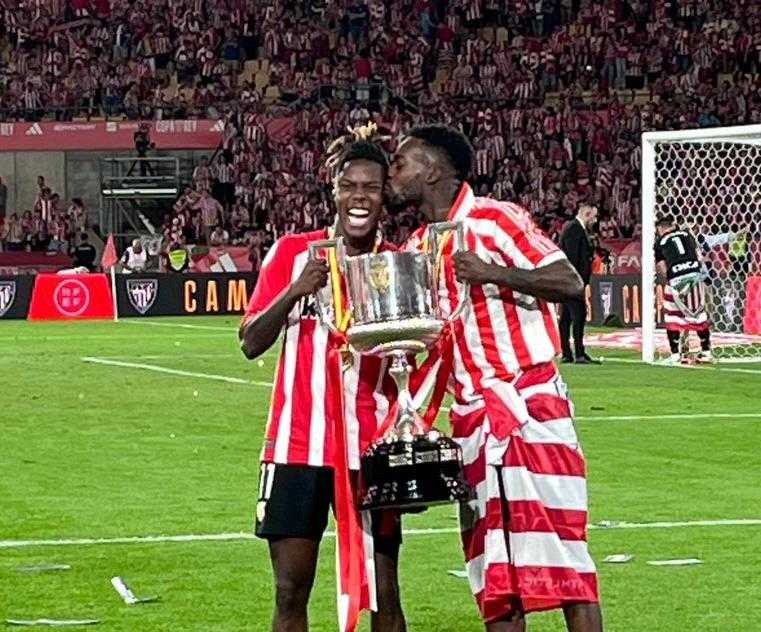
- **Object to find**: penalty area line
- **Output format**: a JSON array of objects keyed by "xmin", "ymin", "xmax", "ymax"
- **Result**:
[
  {"xmin": 80, "ymin": 357, "xmax": 272, "ymax": 387},
  {"xmin": 2, "ymin": 518, "xmax": 761, "ymax": 550}
]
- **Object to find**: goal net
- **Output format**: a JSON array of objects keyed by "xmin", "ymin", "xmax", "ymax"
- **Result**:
[{"xmin": 642, "ymin": 125, "xmax": 761, "ymax": 363}]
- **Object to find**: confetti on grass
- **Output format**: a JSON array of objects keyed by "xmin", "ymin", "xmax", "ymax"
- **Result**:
[
  {"xmin": 603, "ymin": 554, "xmax": 634, "ymax": 564},
  {"xmin": 14, "ymin": 563, "xmax": 71, "ymax": 573},
  {"xmin": 647, "ymin": 558, "xmax": 702, "ymax": 566},
  {"xmin": 110, "ymin": 576, "xmax": 159, "ymax": 605},
  {"xmin": 6, "ymin": 620, "xmax": 100, "ymax": 626}
]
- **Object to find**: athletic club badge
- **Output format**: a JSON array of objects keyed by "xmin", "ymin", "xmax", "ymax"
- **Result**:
[
  {"xmin": 0, "ymin": 280, "xmax": 16, "ymax": 317},
  {"xmin": 126, "ymin": 279, "xmax": 158, "ymax": 315}
]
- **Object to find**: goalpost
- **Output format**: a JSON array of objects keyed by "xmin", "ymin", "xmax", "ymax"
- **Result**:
[{"xmin": 641, "ymin": 124, "xmax": 761, "ymax": 363}]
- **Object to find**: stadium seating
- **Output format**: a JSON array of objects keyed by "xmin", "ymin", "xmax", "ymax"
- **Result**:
[{"xmin": 1, "ymin": 0, "xmax": 760, "ymax": 267}]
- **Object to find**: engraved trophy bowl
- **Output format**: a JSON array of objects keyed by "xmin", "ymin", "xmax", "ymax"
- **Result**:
[{"xmin": 309, "ymin": 222, "xmax": 473, "ymax": 510}]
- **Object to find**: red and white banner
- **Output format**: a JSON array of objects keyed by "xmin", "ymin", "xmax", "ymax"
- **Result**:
[
  {"xmin": 28, "ymin": 273, "xmax": 115, "ymax": 320},
  {"xmin": 190, "ymin": 246, "xmax": 253, "ymax": 272},
  {"xmin": 0, "ymin": 120, "xmax": 223, "ymax": 151}
]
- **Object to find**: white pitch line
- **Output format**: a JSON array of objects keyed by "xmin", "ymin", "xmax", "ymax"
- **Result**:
[
  {"xmin": 80, "ymin": 358, "xmax": 760, "ymax": 422},
  {"xmin": 2, "ymin": 518, "xmax": 761, "ymax": 550},
  {"xmin": 0, "ymin": 332, "xmax": 233, "ymax": 342},
  {"xmin": 434, "ymin": 407, "xmax": 760, "ymax": 422},
  {"xmin": 121, "ymin": 320, "xmax": 237, "ymax": 332},
  {"xmin": 576, "ymin": 412, "xmax": 761, "ymax": 421},
  {"xmin": 80, "ymin": 357, "xmax": 272, "ymax": 387},
  {"xmin": 93, "ymin": 353, "xmax": 244, "ymax": 361},
  {"xmin": 601, "ymin": 356, "xmax": 761, "ymax": 375}
]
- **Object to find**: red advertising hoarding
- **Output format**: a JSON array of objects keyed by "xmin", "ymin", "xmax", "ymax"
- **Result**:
[
  {"xmin": 0, "ymin": 120, "xmax": 223, "ymax": 151},
  {"xmin": 28, "ymin": 273, "xmax": 115, "ymax": 320}
]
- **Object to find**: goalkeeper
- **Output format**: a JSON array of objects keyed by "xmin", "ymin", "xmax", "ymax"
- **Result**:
[{"xmin": 655, "ymin": 216, "xmax": 712, "ymax": 364}]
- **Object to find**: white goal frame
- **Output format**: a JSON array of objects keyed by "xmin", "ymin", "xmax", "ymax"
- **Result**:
[{"xmin": 641, "ymin": 124, "xmax": 761, "ymax": 363}]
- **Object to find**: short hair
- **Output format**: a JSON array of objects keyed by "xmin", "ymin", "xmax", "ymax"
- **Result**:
[
  {"xmin": 656, "ymin": 216, "xmax": 674, "ymax": 228},
  {"xmin": 324, "ymin": 122, "xmax": 389, "ymax": 175},
  {"xmin": 406, "ymin": 124, "xmax": 474, "ymax": 181}
]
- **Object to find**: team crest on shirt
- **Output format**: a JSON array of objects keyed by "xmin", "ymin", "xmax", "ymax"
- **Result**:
[
  {"xmin": 0, "ymin": 281, "xmax": 16, "ymax": 317},
  {"xmin": 126, "ymin": 279, "xmax": 158, "ymax": 314}
]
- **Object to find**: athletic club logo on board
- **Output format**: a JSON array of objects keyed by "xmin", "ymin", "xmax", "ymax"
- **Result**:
[
  {"xmin": 54, "ymin": 279, "xmax": 90, "ymax": 316},
  {"xmin": 0, "ymin": 281, "xmax": 16, "ymax": 317},
  {"xmin": 126, "ymin": 279, "xmax": 158, "ymax": 314}
]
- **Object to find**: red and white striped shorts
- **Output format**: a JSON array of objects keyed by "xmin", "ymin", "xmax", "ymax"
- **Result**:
[
  {"xmin": 663, "ymin": 283, "xmax": 709, "ymax": 331},
  {"xmin": 451, "ymin": 364, "xmax": 599, "ymax": 621}
]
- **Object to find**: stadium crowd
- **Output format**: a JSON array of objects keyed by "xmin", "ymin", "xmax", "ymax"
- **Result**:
[
  {"xmin": 1, "ymin": 0, "xmax": 761, "ymax": 267},
  {"xmin": 0, "ymin": 174, "xmax": 88, "ymax": 253}
]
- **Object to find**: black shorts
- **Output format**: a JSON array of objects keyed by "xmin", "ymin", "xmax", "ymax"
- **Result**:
[{"xmin": 254, "ymin": 463, "xmax": 402, "ymax": 551}]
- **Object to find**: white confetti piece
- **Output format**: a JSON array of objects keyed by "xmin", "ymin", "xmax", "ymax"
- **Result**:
[
  {"xmin": 647, "ymin": 558, "xmax": 702, "ymax": 566},
  {"xmin": 6, "ymin": 619, "xmax": 100, "ymax": 626},
  {"xmin": 110, "ymin": 576, "xmax": 158, "ymax": 605},
  {"xmin": 14, "ymin": 563, "xmax": 71, "ymax": 573},
  {"xmin": 603, "ymin": 554, "xmax": 633, "ymax": 564}
]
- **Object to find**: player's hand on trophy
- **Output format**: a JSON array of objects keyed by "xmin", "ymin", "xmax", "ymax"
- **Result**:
[
  {"xmin": 453, "ymin": 251, "xmax": 494, "ymax": 285},
  {"xmin": 291, "ymin": 259, "xmax": 330, "ymax": 298}
]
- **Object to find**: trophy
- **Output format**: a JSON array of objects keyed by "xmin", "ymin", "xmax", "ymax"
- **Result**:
[{"xmin": 309, "ymin": 222, "xmax": 472, "ymax": 510}]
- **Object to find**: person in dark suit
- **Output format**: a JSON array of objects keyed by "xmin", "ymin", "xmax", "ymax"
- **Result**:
[{"xmin": 559, "ymin": 204, "xmax": 599, "ymax": 364}]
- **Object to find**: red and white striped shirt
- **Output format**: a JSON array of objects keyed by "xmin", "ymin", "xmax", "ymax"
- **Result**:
[
  {"xmin": 243, "ymin": 229, "xmax": 394, "ymax": 469},
  {"xmin": 405, "ymin": 184, "xmax": 565, "ymax": 416}
]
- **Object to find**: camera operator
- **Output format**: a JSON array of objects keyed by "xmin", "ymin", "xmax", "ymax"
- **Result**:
[{"xmin": 131, "ymin": 122, "xmax": 156, "ymax": 176}]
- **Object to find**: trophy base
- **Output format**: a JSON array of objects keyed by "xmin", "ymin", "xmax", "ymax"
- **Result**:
[
  {"xmin": 347, "ymin": 318, "xmax": 444, "ymax": 356},
  {"xmin": 359, "ymin": 431, "xmax": 473, "ymax": 511}
]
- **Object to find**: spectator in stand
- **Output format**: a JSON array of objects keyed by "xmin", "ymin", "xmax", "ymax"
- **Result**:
[
  {"xmin": 599, "ymin": 216, "xmax": 621, "ymax": 240},
  {"xmin": 35, "ymin": 188, "xmax": 54, "ymax": 222},
  {"xmin": 68, "ymin": 198, "xmax": 88, "ymax": 236},
  {"xmin": 212, "ymin": 154, "xmax": 236, "ymax": 210},
  {"xmin": 209, "ymin": 224, "xmax": 230, "ymax": 246},
  {"xmin": 193, "ymin": 155, "xmax": 212, "ymax": 192},
  {"xmin": 2, "ymin": 213, "xmax": 25, "ymax": 251},
  {"xmin": 194, "ymin": 188, "xmax": 225, "ymax": 244},
  {"xmin": 71, "ymin": 233, "xmax": 97, "ymax": 271}
]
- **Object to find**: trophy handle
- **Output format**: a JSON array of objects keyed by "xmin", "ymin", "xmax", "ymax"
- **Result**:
[
  {"xmin": 429, "ymin": 221, "xmax": 470, "ymax": 322},
  {"xmin": 307, "ymin": 237, "xmax": 344, "ymax": 336}
]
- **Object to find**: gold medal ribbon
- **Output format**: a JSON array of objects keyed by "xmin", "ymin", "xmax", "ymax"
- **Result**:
[{"xmin": 326, "ymin": 223, "xmax": 382, "ymax": 369}]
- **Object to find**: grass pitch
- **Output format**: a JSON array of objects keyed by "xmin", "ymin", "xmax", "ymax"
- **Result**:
[{"xmin": 1, "ymin": 316, "xmax": 760, "ymax": 631}]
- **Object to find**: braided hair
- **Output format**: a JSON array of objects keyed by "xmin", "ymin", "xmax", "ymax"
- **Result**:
[{"xmin": 324, "ymin": 122, "xmax": 390, "ymax": 183}]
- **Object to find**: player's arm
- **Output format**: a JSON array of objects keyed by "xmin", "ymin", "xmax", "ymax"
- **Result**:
[
  {"xmin": 654, "ymin": 241, "xmax": 667, "ymax": 279},
  {"xmin": 238, "ymin": 257, "xmax": 329, "ymax": 360},
  {"xmin": 453, "ymin": 214, "xmax": 583, "ymax": 302},
  {"xmin": 453, "ymin": 253, "xmax": 584, "ymax": 302}
]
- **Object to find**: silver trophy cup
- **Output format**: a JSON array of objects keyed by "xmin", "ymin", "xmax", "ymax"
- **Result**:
[{"xmin": 309, "ymin": 222, "xmax": 472, "ymax": 509}]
